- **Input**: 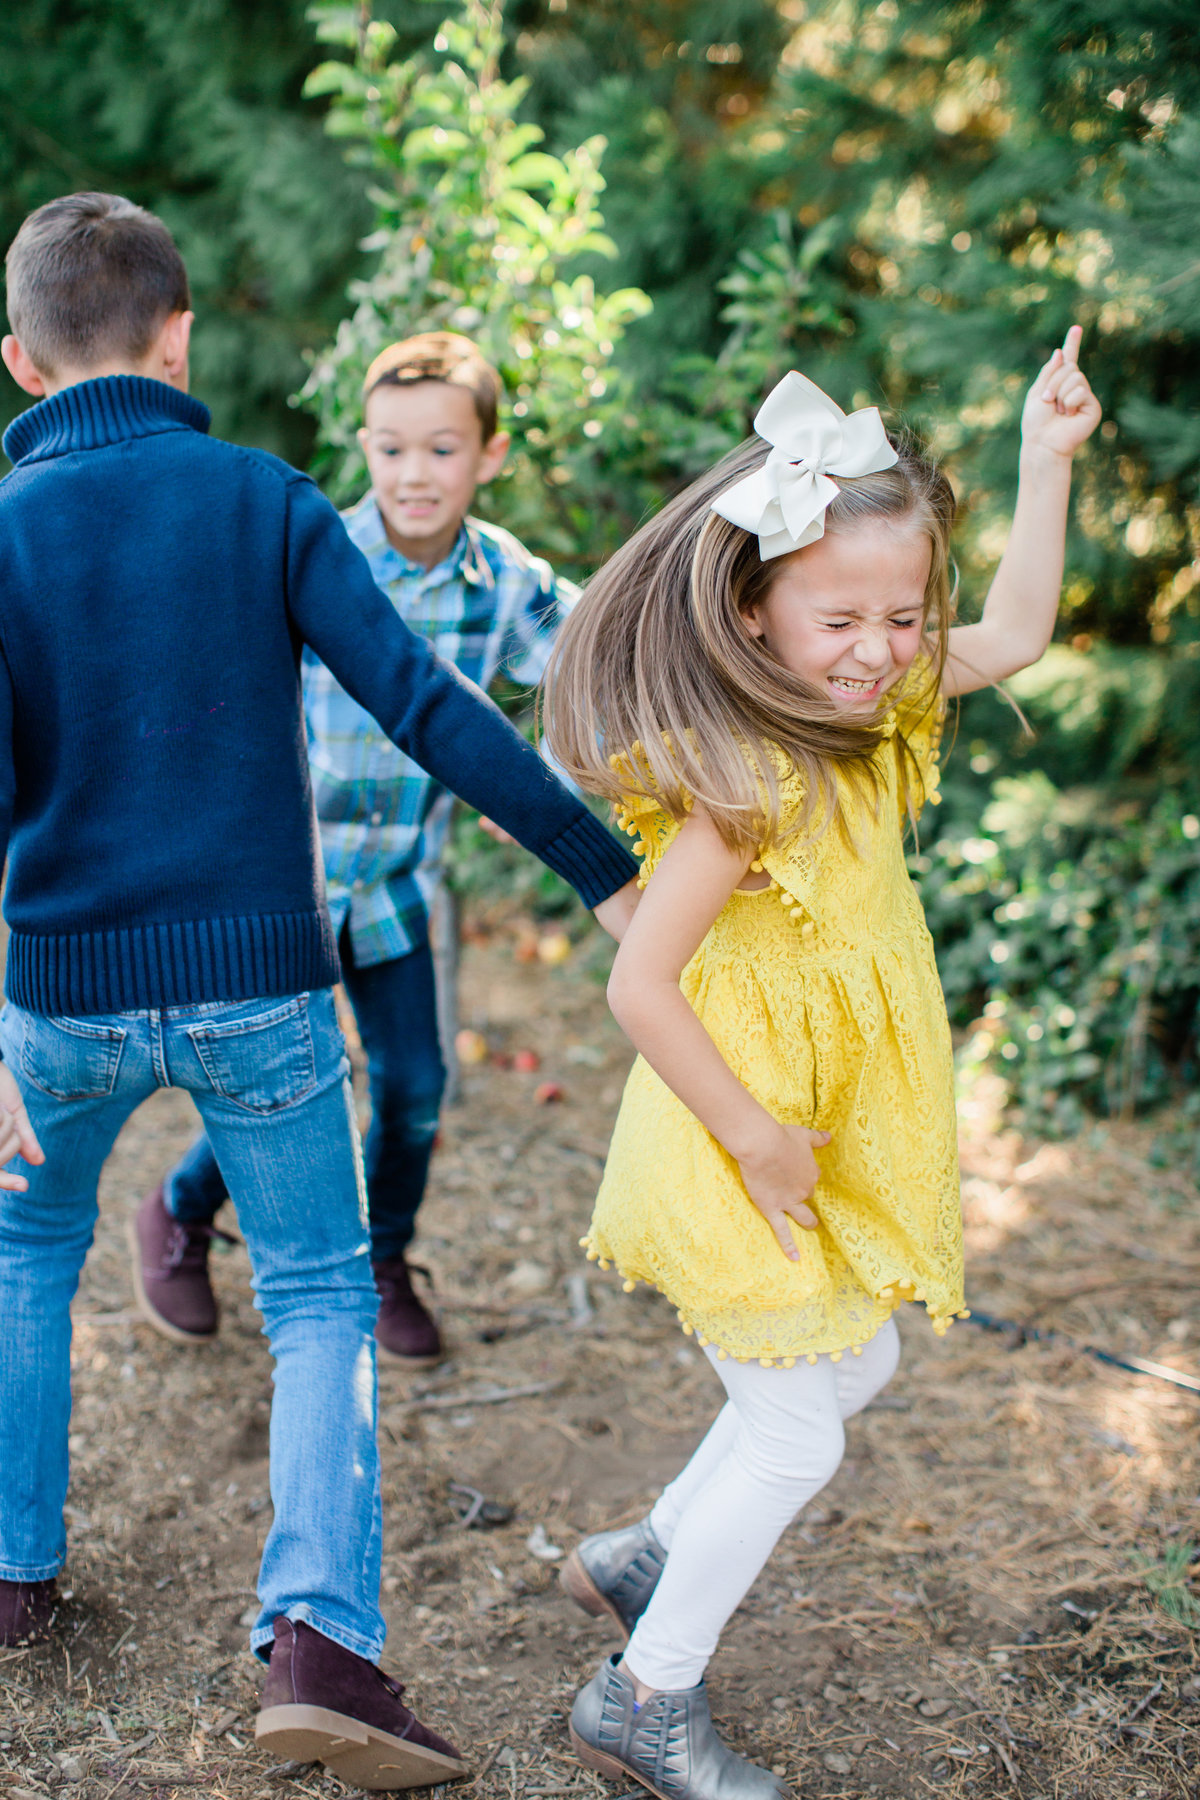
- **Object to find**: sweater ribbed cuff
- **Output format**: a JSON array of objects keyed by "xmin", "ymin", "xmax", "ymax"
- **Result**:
[{"xmin": 538, "ymin": 813, "xmax": 640, "ymax": 910}]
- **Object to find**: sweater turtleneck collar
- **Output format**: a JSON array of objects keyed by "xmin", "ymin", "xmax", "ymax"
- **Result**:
[{"xmin": 3, "ymin": 374, "xmax": 211, "ymax": 467}]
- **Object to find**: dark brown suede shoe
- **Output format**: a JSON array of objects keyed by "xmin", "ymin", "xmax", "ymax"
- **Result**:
[
  {"xmin": 256, "ymin": 1617, "xmax": 468, "ymax": 1790},
  {"xmin": 127, "ymin": 1184, "xmax": 233, "ymax": 1344},
  {"xmin": 373, "ymin": 1257, "xmax": 443, "ymax": 1369},
  {"xmin": 0, "ymin": 1578, "xmax": 56, "ymax": 1646}
]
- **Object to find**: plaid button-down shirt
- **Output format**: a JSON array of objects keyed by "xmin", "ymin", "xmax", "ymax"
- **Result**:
[{"xmin": 306, "ymin": 495, "xmax": 577, "ymax": 966}]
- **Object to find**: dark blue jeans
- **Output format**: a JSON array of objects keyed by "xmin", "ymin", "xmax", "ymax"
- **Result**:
[{"xmin": 167, "ymin": 931, "xmax": 445, "ymax": 1262}]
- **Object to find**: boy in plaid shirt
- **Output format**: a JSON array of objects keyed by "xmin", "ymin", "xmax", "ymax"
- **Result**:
[{"xmin": 135, "ymin": 332, "xmax": 575, "ymax": 1365}]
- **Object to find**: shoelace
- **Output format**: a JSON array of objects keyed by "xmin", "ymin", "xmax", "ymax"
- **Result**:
[
  {"xmin": 164, "ymin": 1219, "xmax": 237, "ymax": 1273},
  {"xmin": 376, "ymin": 1667, "xmax": 422, "ymax": 1739},
  {"xmin": 374, "ymin": 1259, "xmax": 433, "ymax": 1301}
]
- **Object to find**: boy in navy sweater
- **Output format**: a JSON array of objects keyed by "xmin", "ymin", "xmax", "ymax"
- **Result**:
[{"xmin": 0, "ymin": 192, "xmax": 637, "ymax": 1789}]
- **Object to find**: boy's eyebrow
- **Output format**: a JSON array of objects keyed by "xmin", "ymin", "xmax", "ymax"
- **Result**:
[{"xmin": 367, "ymin": 425, "xmax": 468, "ymax": 440}]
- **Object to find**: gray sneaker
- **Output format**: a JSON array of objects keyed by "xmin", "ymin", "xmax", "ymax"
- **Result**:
[
  {"xmin": 570, "ymin": 1655, "xmax": 789, "ymax": 1800},
  {"xmin": 559, "ymin": 1518, "xmax": 666, "ymax": 1642}
]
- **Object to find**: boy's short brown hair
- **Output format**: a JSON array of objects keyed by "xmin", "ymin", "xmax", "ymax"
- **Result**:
[
  {"xmin": 363, "ymin": 332, "xmax": 503, "ymax": 441},
  {"xmin": 4, "ymin": 191, "xmax": 191, "ymax": 379}
]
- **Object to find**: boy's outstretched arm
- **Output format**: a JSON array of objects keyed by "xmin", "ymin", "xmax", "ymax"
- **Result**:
[
  {"xmin": 283, "ymin": 475, "xmax": 639, "ymax": 919},
  {"xmin": 942, "ymin": 324, "xmax": 1102, "ymax": 699}
]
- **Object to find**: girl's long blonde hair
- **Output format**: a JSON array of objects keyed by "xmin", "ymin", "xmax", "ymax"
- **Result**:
[{"xmin": 542, "ymin": 432, "xmax": 957, "ymax": 854}]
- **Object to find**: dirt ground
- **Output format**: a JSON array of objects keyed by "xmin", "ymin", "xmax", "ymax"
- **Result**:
[{"xmin": 0, "ymin": 915, "xmax": 1197, "ymax": 1800}]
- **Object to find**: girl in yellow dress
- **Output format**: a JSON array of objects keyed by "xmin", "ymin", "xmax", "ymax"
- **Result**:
[{"xmin": 542, "ymin": 332, "xmax": 1101, "ymax": 1800}]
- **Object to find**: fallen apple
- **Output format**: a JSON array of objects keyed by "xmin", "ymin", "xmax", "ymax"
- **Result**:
[
  {"xmin": 534, "ymin": 1080, "xmax": 565, "ymax": 1105},
  {"xmin": 512, "ymin": 1049, "xmax": 541, "ymax": 1073},
  {"xmin": 537, "ymin": 930, "xmax": 571, "ymax": 966},
  {"xmin": 454, "ymin": 1028, "xmax": 489, "ymax": 1065}
]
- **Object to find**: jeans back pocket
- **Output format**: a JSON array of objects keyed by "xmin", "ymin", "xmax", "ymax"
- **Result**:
[
  {"xmin": 188, "ymin": 996, "xmax": 317, "ymax": 1114},
  {"xmin": 18, "ymin": 1012, "xmax": 127, "ymax": 1100}
]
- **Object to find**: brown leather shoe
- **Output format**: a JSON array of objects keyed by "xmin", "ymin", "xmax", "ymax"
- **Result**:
[
  {"xmin": 0, "ymin": 1578, "xmax": 56, "ymax": 1646},
  {"xmin": 256, "ymin": 1616, "xmax": 468, "ymax": 1790},
  {"xmin": 373, "ymin": 1257, "xmax": 443, "ymax": 1368},
  {"xmin": 127, "ymin": 1184, "xmax": 233, "ymax": 1344}
]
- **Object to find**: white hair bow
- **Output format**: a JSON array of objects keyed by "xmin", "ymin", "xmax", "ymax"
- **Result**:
[{"xmin": 711, "ymin": 371, "xmax": 899, "ymax": 559}]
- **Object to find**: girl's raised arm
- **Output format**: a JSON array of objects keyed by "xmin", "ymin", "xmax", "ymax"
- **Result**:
[
  {"xmin": 942, "ymin": 325, "xmax": 1102, "ymax": 699},
  {"xmin": 608, "ymin": 809, "xmax": 829, "ymax": 1260}
]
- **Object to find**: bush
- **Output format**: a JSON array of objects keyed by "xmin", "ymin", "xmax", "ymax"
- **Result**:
[
  {"xmin": 914, "ymin": 776, "xmax": 1200, "ymax": 1131},
  {"xmin": 299, "ymin": 0, "xmax": 650, "ymax": 571}
]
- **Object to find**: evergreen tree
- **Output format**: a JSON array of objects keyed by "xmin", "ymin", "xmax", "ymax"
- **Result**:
[{"xmin": 0, "ymin": 0, "xmax": 377, "ymax": 458}]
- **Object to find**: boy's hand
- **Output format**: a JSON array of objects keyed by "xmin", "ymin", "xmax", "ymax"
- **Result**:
[
  {"xmin": 0, "ymin": 1063, "xmax": 44, "ymax": 1188},
  {"xmin": 478, "ymin": 816, "xmax": 516, "ymax": 845},
  {"xmin": 737, "ymin": 1119, "xmax": 830, "ymax": 1261},
  {"xmin": 1020, "ymin": 324, "xmax": 1102, "ymax": 461},
  {"xmin": 593, "ymin": 877, "xmax": 641, "ymax": 944}
]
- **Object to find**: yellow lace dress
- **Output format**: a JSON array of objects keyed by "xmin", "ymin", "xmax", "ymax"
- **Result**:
[{"xmin": 582, "ymin": 665, "xmax": 966, "ymax": 1366}]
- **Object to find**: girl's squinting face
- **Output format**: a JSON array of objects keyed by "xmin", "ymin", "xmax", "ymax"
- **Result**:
[{"xmin": 744, "ymin": 520, "xmax": 932, "ymax": 708}]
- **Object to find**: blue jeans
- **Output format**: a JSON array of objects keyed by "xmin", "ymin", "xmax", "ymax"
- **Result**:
[
  {"xmin": 0, "ymin": 991, "xmax": 386, "ymax": 1662},
  {"xmin": 169, "ymin": 934, "xmax": 445, "ymax": 1264}
]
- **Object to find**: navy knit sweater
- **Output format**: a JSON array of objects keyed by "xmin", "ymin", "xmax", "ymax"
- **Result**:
[{"xmin": 0, "ymin": 377, "xmax": 634, "ymax": 1016}]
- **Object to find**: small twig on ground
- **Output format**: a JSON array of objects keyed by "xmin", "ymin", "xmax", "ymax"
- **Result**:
[
  {"xmin": 469, "ymin": 1743, "xmax": 504, "ymax": 1789},
  {"xmin": 102, "ymin": 1764, "xmax": 134, "ymax": 1800},
  {"xmin": 1117, "ymin": 1679, "xmax": 1164, "ymax": 1736},
  {"xmin": 565, "ymin": 1271, "xmax": 594, "ymax": 1329},
  {"xmin": 986, "ymin": 1731, "xmax": 1019, "ymax": 1784},
  {"xmin": 403, "ymin": 1379, "xmax": 563, "ymax": 1413},
  {"xmin": 449, "ymin": 1483, "xmax": 486, "ymax": 1528}
]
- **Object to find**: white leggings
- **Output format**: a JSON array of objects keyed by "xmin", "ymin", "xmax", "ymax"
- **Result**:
[{"xmin": 624, "ymin": 1319, "xmax": 900, "ymax": 1692}]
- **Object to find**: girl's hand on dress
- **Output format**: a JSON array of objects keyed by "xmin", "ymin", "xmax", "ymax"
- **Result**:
[
  {"xmin": 1019, "ymin": 324, "xmax": 1102, "ymax": 462},
  {"xmin": 737, "ymin": 1120, "xmax": 831, "ymax": 1261}
]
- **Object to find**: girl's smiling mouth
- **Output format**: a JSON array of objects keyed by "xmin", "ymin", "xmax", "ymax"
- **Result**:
[{"xmin": 827, "ymin": 672, "xmax": 888, "ymax": 699}]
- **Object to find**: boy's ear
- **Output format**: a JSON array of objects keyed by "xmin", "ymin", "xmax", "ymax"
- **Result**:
[
  {"xmin": 158, "ymin": 311, "xmax": 193, "ymax": 389},
  {"xmin": 476, "ymin": 430, "xmax": 511, "ymax": 484},
  {"xmin": 2, "ymin": 336, "xmax": 49, "ymax": 397}
]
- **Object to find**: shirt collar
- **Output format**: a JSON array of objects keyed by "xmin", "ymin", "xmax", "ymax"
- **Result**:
[
  {"xmin": 345, "ymin": 495, "xmax": 495, "ymax": 590},
  {"xmin": 3, "ymin": 374, "xmax": 211, "ymax": 467}
]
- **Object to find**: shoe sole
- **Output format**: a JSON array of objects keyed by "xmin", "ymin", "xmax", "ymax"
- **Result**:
[
  {"xmin": 569, "ymin": 1726, "xmax": 674, "ymax": 1800},
  {"xmin": 375, "ymin": 1337, "xmax": 443, "ymax": 1371},
  {"xmin": 559, "ymin": 1552, "xmax": 631, "ymax": 1644},
  {"xmin": 125, "ymin": 1217, "xmax": 217, "ymax": 1347},
  {"xmin": 256, "ymin": 1702, "xmax": 469, "ymax": 1791}
]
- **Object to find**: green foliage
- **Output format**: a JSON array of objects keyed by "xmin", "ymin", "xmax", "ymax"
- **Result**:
[
  {"xmin": 510, "ymin": 1, "xmax": 792, "ymax": 392},
  {"xmin": 1134, "ymin": 1540, "xmax": 1200, "ymax": 1630},
  {"xmin": 0, "ymin": 0, "xmax": 373, "ymax": 462},
  {"xmin": 914, "ymin": 779, "xmax": 1200, "ymax": 1132},
  {"xmin": 445, "ymin": 811, "xmax": 576, "ymax": 920},
  {"xmin": 299, "ymin": 0, "xmax": 650, "ymax": 568},
  {"xmin": 949, "ymin": 644, "xmax": 1194, "ymax": 794}
]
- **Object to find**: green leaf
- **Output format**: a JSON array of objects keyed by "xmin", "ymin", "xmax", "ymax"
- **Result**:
[
  {"xmin": 303, "ymin": 60, "xmax": 368, "ymax": 100},
  {"xmin": 307, "ymin": 5, "xmax": 362, "ymax": 50},
  {"xmin": 507, "ymin": 151, "xmax": 568, "ymax": 192},
  {"xmin": 400, "ymin": 126, "xmax": 472, "ymax": 163}
]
